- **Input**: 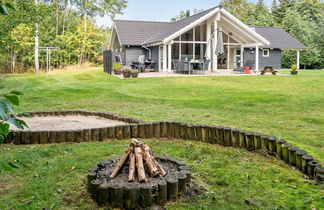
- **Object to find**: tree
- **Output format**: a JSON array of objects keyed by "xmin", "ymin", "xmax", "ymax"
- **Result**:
[
  {"xmin": 170, "ymin": 8, "xmax": 203, "ymax": 22},
  {"xmin": 10, "ymin": 24, "xmax": 34, "ymax": 73},
  {"xmin": 73, "ymin": 0, "xmax": 127, "ymax": 65},
  {"xmin": 0, "ymin": 2, "xmax": 28, "ymax": 144}
]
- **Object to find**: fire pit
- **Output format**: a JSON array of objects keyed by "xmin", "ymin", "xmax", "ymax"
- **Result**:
[{"xmin": 87, "ymin": 139, "xmax": 192, "ymax": 209}]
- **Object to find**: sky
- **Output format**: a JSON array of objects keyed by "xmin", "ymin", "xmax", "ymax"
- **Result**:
[{"xmin": 96, "ymin": 0, "xmax": 272, "ymax": 27}]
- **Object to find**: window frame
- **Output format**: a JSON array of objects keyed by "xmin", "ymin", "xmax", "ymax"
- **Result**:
[{"xmin": 262, "ymin": 49, "xmax": 270, "ymax": 57}]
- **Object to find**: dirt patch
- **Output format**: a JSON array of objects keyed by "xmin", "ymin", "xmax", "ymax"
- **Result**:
[{"xmin": 10, "ymin": 115, "xmax": 126, "ymax": 131}]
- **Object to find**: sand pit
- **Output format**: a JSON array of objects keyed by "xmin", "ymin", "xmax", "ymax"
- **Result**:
[{"xmin": 10, "ymin": 115, "xmax": 127, "ymax": 131}]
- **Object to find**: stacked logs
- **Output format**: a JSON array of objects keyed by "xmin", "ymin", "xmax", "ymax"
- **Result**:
[
  {"xmin": 110, "ymin": 139, "xmax": 166, "ymax": 182},
  {"xmin": 88, "ymin": 156, "xmax": 192, "ymax": 208}
]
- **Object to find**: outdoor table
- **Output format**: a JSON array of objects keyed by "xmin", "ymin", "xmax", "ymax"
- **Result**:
[
  {"xmin": 188, "ymin": 60, "xmax": 205, "ymax": 75},
  {"xmin": 261, "ymin": 66, "xmax": 277, "ymax": 75}
]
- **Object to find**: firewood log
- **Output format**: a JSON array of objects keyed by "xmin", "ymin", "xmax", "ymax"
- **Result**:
[
  {"xmin": 110, "ymin": 145, "xmax": 134, "ymax": 178},
  {"xmin": 134, "ymin": 147, "xmax": 146, "ymax": 182},
  {"xmin": 128, "ymin": 153, "xmax": 136, "ymax": 182},
  {"xmin": 151, "ymin": 156, "xmax": 167, "ymax": 177},
  {"xmin": 142, "ymin": 144, "xmax": 159, "ymax": 177}
]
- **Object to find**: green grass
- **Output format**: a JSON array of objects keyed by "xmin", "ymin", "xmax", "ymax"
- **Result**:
[
  {"xmin": 0, "ymin": 140, "xmax": 323, "ymax": 209},
  {"xmin": 1, "ymin": 69, "xmax": 324, "ymax": 209}
]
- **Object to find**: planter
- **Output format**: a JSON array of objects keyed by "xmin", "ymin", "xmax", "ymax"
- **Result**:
[
  {"xmin": 131, "ymin": 72, "xmax": 139, "ymax": 78},
  {"xmin": 114, "ymin": 69, "xmax": 121, "ymax": 75},
  {"xmin": 122, "ymin": 72, "xmax": 131, "ymax": 78},
  {"xmin": 291, "ymin": 71, "xmax": 298, "ymax": 75}
]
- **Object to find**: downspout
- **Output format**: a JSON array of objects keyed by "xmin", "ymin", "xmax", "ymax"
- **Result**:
[{"xmin": 143, "ymin": 46, "xmax": 151, "ymax": 59}]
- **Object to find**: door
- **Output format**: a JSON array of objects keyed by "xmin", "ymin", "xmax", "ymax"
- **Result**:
[{"xmin": 234, "ymin": 48, "xmax": 241, "ymax": 68}]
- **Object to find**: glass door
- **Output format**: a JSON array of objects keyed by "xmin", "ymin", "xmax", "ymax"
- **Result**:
[{"xmin": 234, "ymin": 48, "xmax": 241, "ymax": 67}]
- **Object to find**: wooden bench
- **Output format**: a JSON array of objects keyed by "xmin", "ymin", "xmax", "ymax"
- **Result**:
[{"xmin": 261, "ymin": 66, "xmax": 277, "ymax": 75}]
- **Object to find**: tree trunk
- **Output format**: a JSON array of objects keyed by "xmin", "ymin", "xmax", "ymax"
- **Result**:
[
  {"xmin": 62, "ymin": 0, "xmax": 68, "ymax": 35},
  {"xmin": 34, "ymin": 0, "xmax": 40, "ymax": 74},
  {"xmin": 79, "ymin": 1, "xmax": 87, "ymax": 66},
  {"xmin": 55, "ymin": 0, "xmax": 59, "ymax": 36},
  {"xmin": 11, "ymin": 49, "xmax": 16, "ymax": 74}
]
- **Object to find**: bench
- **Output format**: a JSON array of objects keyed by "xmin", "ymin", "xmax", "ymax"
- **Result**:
[{"xmin": 261, "ymin": 66, "xmax": 277, "ymax": 75}]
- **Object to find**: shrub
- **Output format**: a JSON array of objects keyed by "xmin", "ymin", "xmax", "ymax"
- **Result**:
[
  {"xmin": 131, "ymin": 69, "xmax": 139, "ymax": 73},
  {"xmin": 0, "ymin": 90, "xmax": 28, "ymax": 144},
  {"xmin": 291, "ymin": 64, "xmax": 297, "ymax": 71},
  {"xmin": 113, "ymin": 62, "xmax": 123, "ymax": 70}
]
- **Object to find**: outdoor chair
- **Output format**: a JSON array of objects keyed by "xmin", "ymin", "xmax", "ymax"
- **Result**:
[
  {"xmin": 232, "ymin": 59, "xmax": 255, "ymax": 74},
  {"xmin": 179, "ymin": 60, "xmax": 189, "ymax": 74},
  {"xmin": 131, "ymin": 55, "xmax": 145, "ymax": 72},
  {"xmin": 172, "ymin": 60, "xmax": 179, "ymax": 73},
  {"xmin": 199, "ymin": 59, "xmax": 210, "ymax": 75}
]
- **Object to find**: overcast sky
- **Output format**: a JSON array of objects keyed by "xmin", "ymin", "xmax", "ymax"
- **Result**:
[{"xmin": 96, "ymin": 0, "xmax": 273, "ymax": 27}]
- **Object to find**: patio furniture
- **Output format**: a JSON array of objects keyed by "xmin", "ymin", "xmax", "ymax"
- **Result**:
[
  {"xmin": 203, "ymin": 59, "xmax": 210, "ymax": 74},
  {"xmin": 179, "ymin": 60, "xmax": 189, "ymax": 74},
  {"xmin": 188, "ymin": 60, "xmax": 205, "ymax": 75},
  {"xmin": 144, "ymin": 60, "xmax": 155, "ymax": 71},
  {"xmin": 261, "ymin": 66, "xmax": 277, "ymax": 75},
  {"xmin": 232, "ymin": 60, "xmax": 255, "ymax": 74},
  {"xmin": 131, "ymin": 55, "xmax": 145, "ymax": 72}
]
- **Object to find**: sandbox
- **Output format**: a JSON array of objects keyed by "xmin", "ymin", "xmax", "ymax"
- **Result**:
[
  {"xmin": 5, "ymin": 110, "xmax": 144, "ymax": 144},
  {"xmin": 10, "ymin": 115, "xmax": 126, "ymax": 131}
]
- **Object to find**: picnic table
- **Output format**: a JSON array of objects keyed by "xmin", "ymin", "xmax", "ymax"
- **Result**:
[{"xmin": 261, "ymin": 66, "xmax": 277, "ymax": 75}]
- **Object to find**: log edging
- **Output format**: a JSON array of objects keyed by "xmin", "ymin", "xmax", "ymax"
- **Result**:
[
  {"xmin": 4, "ymin": 111, "xmax": 323, "ymax": 182},
  {"xmin": 88, "ymin": 157, "xmax": 192, "ymax": 208}
]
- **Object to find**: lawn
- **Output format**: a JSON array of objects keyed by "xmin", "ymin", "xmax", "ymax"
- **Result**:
[{"xmin": 1, "ymin": 69, "xmax": 323, "ymax": 209}]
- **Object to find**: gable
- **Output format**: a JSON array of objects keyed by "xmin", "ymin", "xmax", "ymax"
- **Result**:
[
  {"xmin": 114, "ymin": 20, "xmax": 171, "ymax": 46},
  {"xmin": 252, "ymin": 27, "xmax": 307, "ymax": 49}
]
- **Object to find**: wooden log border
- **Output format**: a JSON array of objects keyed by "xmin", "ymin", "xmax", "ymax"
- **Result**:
[
  {"xmin": 4, "ymin": 110, "xmax": 323, "ymax": 182},
  {"xmin": 5, "ymin": 110, "xmax": 144, "ymax": 145},
  {"xmin": 88, "ymin": 157, "xmax": 192, "ymax": 208}
]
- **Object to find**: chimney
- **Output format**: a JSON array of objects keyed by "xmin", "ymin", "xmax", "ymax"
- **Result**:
[{"xmin": 186, "ymin": 10, "xmax": 190, "ymax": 17}]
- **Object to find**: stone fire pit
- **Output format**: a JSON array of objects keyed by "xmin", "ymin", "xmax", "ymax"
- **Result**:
[{"xmin": 87, "ymin": 139, "xmax": 192, "ymax": 209}]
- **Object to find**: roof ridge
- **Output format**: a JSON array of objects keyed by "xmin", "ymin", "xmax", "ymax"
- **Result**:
[
  {"xmin": 114, "ymin": 19, "xmax": 171, "ymax": 24},
  {"xmin": 173, "ymin": 6, "xmax": 219, "ymax": 24},
  {"xmin": 250, "ymin": 26, "xmax": 282, "ymax": 29},
  {"xmin": 142, "ymin": 6, "xmax": 219, "ymax": 45}
]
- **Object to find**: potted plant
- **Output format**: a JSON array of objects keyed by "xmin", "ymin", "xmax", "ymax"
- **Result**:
[
  {"xmin": 291, "ymin": 64, "xmax": 298, "ymax": 75},
  {"xmin": 121, "ymin": 66, "xmax": 132, "ymax": 78},
  {"xmin": 113, "ymin": 62, "xmax": 122, "ymax": 75},
  {"xmin": 131, "ymin": 69, "xmax": 139, "ymax": 78}
]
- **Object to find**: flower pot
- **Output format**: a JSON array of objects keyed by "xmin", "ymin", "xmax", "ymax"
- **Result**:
[
  {"xmin": 131, "ymin": 72, "xmax": 139, "ymax": 78},
  {"xmin": 122, "ymin": 72, "xmax": 131, "ymax": 78},
  {"xmin": 114, "ymin": 69, "xmax": 121, "ymax": 75},
  {"xmin": 291, "ymin": 71, "xmax": 298, "ymax": 75}
]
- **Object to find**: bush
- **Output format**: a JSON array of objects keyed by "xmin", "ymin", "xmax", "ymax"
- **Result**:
[
  {"xmin": 291, "ymin": 64, "xmax": 297, "ymax": 71},
  {"xmin": 0, "ymin": 90, "xmax": 28, "ymax": 144},
  {"xmin": 131, "ymin": 69, "xmax": 139, "ymax": 73}
]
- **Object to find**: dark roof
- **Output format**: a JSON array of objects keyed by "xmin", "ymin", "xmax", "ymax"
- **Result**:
[
  {"xmin": 114, "ymin": 7, "xmax": 306, "ymax": 49},
  {"xmin": 252, "ymin": 26, "xmax": 306, "ymax": 49},
  {"xmin": 143, "ymin": 6, "xmax": 218, "ymax": 45},
  {"xmin": 114, "ymin": 20, "xmax": 171, "ymax": 45}
]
